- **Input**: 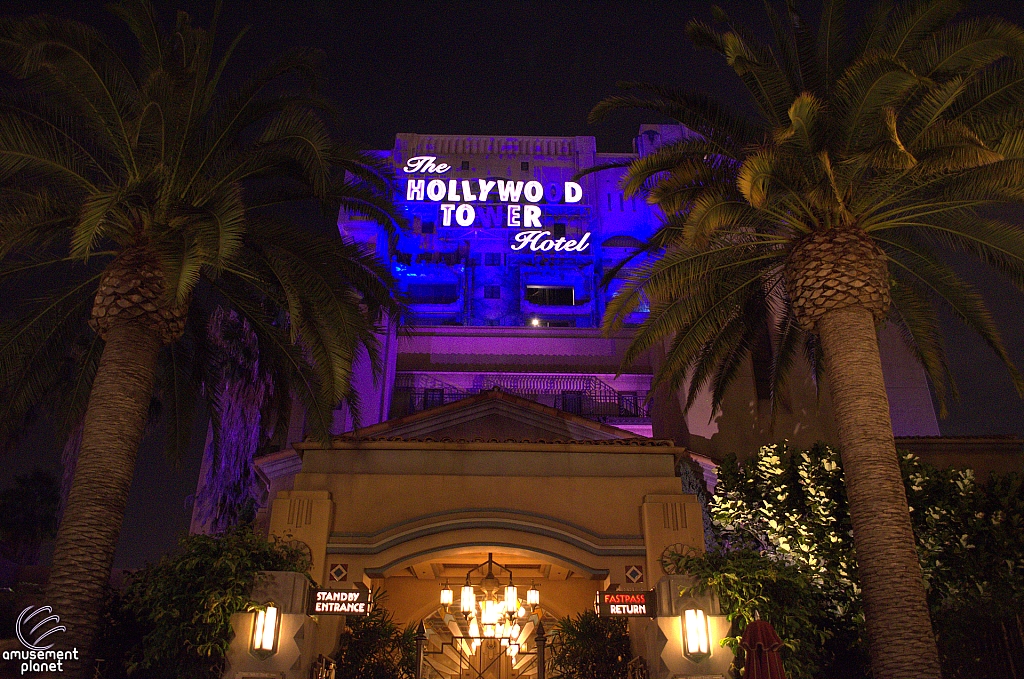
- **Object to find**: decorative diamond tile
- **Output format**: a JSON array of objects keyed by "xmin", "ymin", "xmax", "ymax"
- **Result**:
[
  {"xmin": 625, "ymin": 564, "xmax": 644, "ymax": 584},
  {"xmin": 329, "ymin": 563, "xmax": 348, "ymax": 582}
]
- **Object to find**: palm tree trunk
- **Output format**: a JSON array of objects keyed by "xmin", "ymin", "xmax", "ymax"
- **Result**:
[
  {"xmin": 45, "ymin": 321, "xmax": 162, "ymax": 678},
  {"xmin": 817, "ymin": 306, "xmax": 941, "ymax": 679}
]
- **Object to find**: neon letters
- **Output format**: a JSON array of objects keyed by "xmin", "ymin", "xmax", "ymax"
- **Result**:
[{"xmin": 402, "ymin": 156, "xmax": 588, "ymax": 250}]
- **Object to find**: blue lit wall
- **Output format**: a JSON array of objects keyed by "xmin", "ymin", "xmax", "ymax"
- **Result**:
[{"xmin": 341, "ymin": 128, "xmax": 685, "ymax": 328}]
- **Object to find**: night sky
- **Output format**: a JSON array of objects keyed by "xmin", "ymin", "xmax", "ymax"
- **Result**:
[{"xmin": 4, "ymin": 0, "xmax": 1024, "ymax": 568}]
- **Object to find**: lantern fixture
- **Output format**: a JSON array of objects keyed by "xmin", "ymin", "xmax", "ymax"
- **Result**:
[
  {"xmin": 440, "ymin": 553, "xmax": 539, "ymax": 656},
  {"xmin": 250, "ymin": 603, "xmax": 280, "ymax": 658},
  {"xmin": 505, "ymin": 576, "xmax": 518, "ymax": 613},
  {"xmin": 526, "ymin": 582, "xmax": 540, "ymax": 608},
  {"xmin": 461, "ymin": 582, "xmax": 476, "ymax": 614},
  {"xmin": 682, "ymin": 608, "xmax": 711, "ymax": 662},
  {"xmin": 439, "ymin": 582, "xmax": 454, "ymax": 612}
]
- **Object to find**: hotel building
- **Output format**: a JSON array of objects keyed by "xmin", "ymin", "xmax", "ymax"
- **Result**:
[{"xmin": 236, "ymin": 128, "xmax": 1019, "ymax": 678}]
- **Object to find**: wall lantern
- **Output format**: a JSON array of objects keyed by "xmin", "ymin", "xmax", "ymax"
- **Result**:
[
  {"xmin": 682, "ymin": 608, "xmax": 711, "ymax": 662},
  {"xmin": 251, "ymin": 603, "xmax": 281, "ymax": 657}
]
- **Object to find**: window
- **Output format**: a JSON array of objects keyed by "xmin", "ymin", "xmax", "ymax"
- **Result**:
[
  {"xmin": 423, "ymin": 388, "xmax": 445, "ymax": 409},
  {"xmin": 528, "ymin": 319, "xmax": 574, "ymax": 328},
  {"xmin": 484, "ymin": 252, "xmax": 502, "ymax": 266},
  {"xmin": 607, "ymin": 194, "xmax": 612, "ymax": 210},
  {"xmin": 553, "ymin": 223, "xmax": 566, "ymax": 238},
  {"xmin": 561, "ymin": 391, "xmax": 584, "ymax": 415},
  {"xmin": 618, "ymin": 392, "xmax": 639, "ymax": 417},
  {"xmin": 484, "ymin": 285, "xmax": 501, "ymax": 299},
  {"xmin": 408, "ymin": 283, "xmax": 459, "ymax": 305},
  {"xmin": 619, "ymin": 193, "xmax": 624, "ymax": 211},
  {"xmin": 461, "ymin": 160, "xmax": 470, "ymax": 170},
  {"xmin": 525, "ymin": 285, "xmax": 574, "ymax": 306},
  {"xmin": 521, "ymin": 161, "xmax": 530, "ymax": 171},
  {"xmin": 395, "ymin": 252, "xmax": 412, "ymax": 266},
  {"xmin": 421, "ymin": 221, "xmax": 435, "ymax": 234}
]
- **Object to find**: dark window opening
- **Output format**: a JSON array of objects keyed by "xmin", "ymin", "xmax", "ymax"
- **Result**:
[
  {"xmin": 618, "ymin": 392, "xmax": 639, "ymax": 417},
  {"xmin": 424, "ymin": 388, "xmax": 445, "ymax": 409},
  {"xmin": 526, "ymin": 285, "xmax": 574, "ymax": 306},
  {"xmin": 484, "ymin": 252, "xmax": 502, "ymax": 266},
  {"xmin": 607, "ymin": 194, "xmax": 612, "ymax": 210},
  {"xmin": 484, "ymin": 285, "xmax": 501, "ymax": 299},
  {"xmin": 421, "ymin": 221, "xmax": 435, "ymax": 234},
  {"xmin": 395, "ymin": 252, "xmax": 412, "ymax": 266},
  {"xmin": 408, "ymin": 283, "xmax": 459, "ymax": 305},
  {"xmin": 553, "ymin": 223, "xmax": 566, "ymax": 238},
  {"xmin": 461, "ymin": 160, "xmax": 470, "ymax": 170},
  {"xmin": 521, "ymin": 161, "xmax": 530, "ymax": 171},
  {"xmin": 619, "ymin": 194, "xmax": 624, "ymax": 211},
  {"xmin": 561, "ymin": 391, "xmax": 584, "ymax": 415}
]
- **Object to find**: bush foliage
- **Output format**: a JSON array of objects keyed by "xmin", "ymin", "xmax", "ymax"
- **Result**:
[
  {"xmin": 97, "ymin": 526, "xmax": 310, "ymax": 679},
  {"xmin": 549, "ymin": 610, "xmax": 631, "ymax": 679},
  {"xmin": 332, "ymin": 593, "xmax": 417, "ymax": 679},
  {"xmin": 665, "ymin": 443, "xmax": 1024, "ymax": 679}
]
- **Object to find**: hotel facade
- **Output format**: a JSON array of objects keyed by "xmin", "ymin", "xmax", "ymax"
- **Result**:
[{"xmin": 231, "ymin": 128, "xmax": 1019, "ymax": 678}]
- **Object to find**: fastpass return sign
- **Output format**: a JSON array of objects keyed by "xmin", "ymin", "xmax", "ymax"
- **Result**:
[{"xmin": 595, "ymin": 590, "xmax": 658, "ymax": 618}]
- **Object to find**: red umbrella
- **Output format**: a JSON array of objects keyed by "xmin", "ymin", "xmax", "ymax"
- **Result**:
[{"xmin": 739, "ymin": 619, "xmax": 787, "ymax": 679}]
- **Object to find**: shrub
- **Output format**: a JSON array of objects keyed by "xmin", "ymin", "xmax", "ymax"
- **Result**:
[
  {"xmin": 666, "ymin": 443, "xmax": 1024, "ymax": 679},
  {"xmin": 548, "ymin": 610, "xmax": 631, "ymax": 679},
  {"xmin": 97, "ymin": 526, "xmax": 310, "ymax": 679},
  {"xmin": 332, "ymin": 593, "xmax": 416, "ymax": 679}
]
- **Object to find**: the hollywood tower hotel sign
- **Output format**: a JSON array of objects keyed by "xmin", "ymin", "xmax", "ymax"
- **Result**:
[{"xmin": 402, "ymin": 155, "xmax": 592, "ymax": 253}]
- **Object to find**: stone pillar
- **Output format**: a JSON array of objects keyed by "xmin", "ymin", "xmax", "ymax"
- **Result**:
[
  {"xmin": 415, "ymin": 621, "xmax": 427, "ymax": 679},
  {"xmin": 640, "ymin": 493, "xmax": 705, "ymax": 581},
  {"xmin": 535, "ymin": 621, "xmax": 546, "ymax": 679},
  {"xmin": 630, "ymin": 575, "xmax": 733, "ymax": 679},
  {"xmin": 268, "ymin": 490, "xmax": 335, "ymax": 585},
  {"xmin": 222, "ymin": 571, "xmax": 319, "ymax": 679}
]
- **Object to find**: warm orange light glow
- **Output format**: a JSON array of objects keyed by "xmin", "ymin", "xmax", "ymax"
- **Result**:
[{"xmin": 682, "ymin": 609, "xmax": 710, "ymax": 661}]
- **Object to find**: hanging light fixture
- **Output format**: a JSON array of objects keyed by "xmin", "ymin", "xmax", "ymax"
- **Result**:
[
  {"xmin": 461, "ymin": 580, "xmax": 476, "ymax": 614},
  {"xmin": 505, "ymin": 575, "xmax": 518, "ymax": 613},
  {"xmin": 439, "ymin": 553, "xmax": 540, "ymax": 656},
  {"xmin": 527, "ymin": 582, "xmax": 540, "ymax": 608},
  {"xmin": 440, "ymin": 582, "xmax": 453, "ymax": 611}
]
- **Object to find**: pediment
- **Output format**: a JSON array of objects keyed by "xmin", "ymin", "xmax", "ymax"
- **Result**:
[{"xmin": 344, "ymin": 388, "xmax": 641, "ymax": 442}]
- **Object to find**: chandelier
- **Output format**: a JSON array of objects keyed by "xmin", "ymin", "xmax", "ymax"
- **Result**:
[{"xmin": 439, "ymin": 553, "xmax": 540, "ymax": 658}]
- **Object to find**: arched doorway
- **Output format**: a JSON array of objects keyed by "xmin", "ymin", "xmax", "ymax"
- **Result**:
[{"xmin": 408, "ymin": 551, "xmax": 566, "ymax": 679}]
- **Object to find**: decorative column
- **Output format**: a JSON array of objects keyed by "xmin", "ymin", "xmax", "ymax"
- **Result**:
[
  {"xmin": 535, "ymin": 621, "xmax": 546, "ymax": 679},
  {"xmin": 415, "ymin": 621, "xmax": 427, "ymax": 679}
]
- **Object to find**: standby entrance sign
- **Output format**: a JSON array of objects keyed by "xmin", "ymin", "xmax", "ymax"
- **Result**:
[
  {"xmin": 402, "ymin": 155, "xmax": 590, "ymax": 252},
  {"xmin": 308, "ymin": 588, "xmax": 373, "ymax": 615}
]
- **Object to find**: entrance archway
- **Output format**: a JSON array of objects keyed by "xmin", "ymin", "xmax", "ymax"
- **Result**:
[{"xmin": 373, "ymin": 547, "xmax": 596, "ymax": 679}]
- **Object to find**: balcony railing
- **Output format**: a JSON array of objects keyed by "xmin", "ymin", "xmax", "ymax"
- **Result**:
[{"xmin": 390, "ymin": 373, "xmax": 650, "ymax": 424}]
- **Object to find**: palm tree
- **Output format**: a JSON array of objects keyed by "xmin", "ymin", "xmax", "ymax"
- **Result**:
[
  {"xmin": 0, "ymin": 1, "xmax": 401, "ymax": 670},
  {"xmin": 591, "ymin": 2, "xmax": 1024, "ymax": 678}
]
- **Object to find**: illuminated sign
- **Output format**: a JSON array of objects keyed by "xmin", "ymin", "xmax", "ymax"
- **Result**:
[
  {"xmin": 595, "ymin": 590, "xmax": 658, "ymax": 618},
  {"xmin": 402, "ymin": 156, "xmax": 589, "ymax": 251},
  {"xmin": 308, "ymin": 588, "xmax": 372, "ymax": 615}
]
